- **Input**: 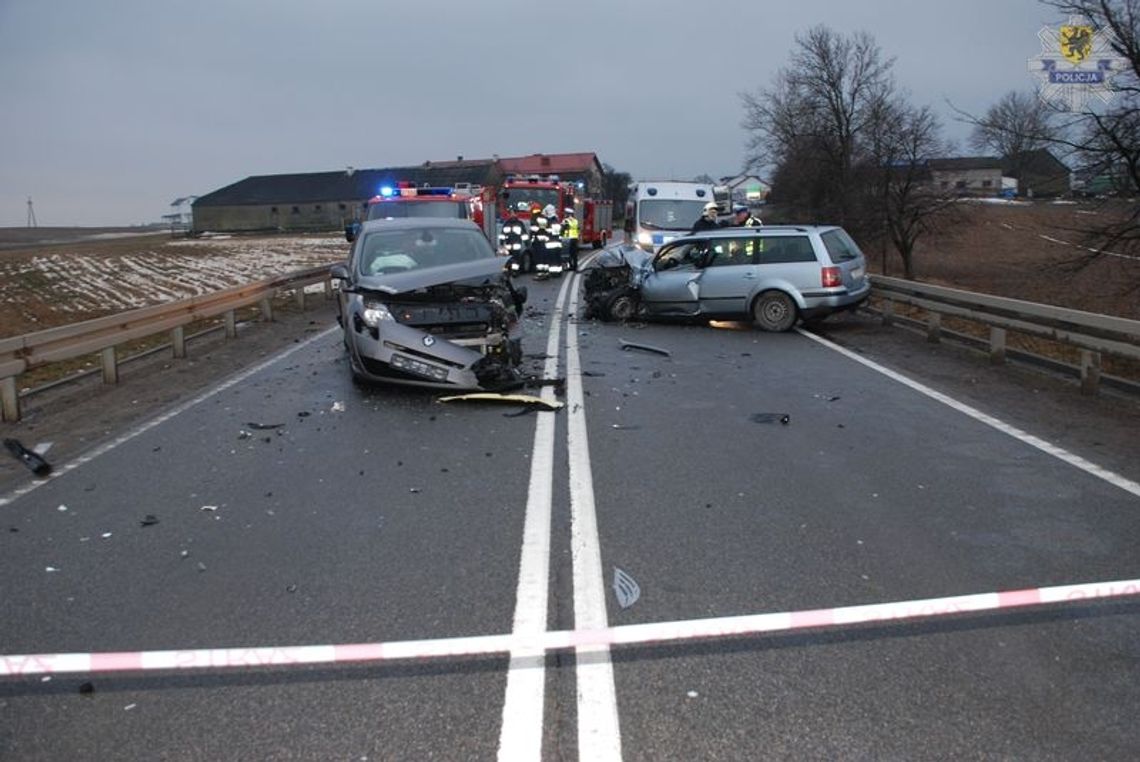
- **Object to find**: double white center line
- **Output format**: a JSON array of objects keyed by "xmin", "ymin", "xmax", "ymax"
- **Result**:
[{"xmin": 498, "ymin": 263, "xmax": 623, "ymax": 761}]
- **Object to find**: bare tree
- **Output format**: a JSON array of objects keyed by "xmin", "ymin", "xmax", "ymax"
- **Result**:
[
  {"xmin": 741, "ymin": 25, "xmax": 895, "ymax": 226},
  {"xmin": 864, "ymin": 102, "xmax": 959, "ymax": 279},
  {"xmin": 969, "ymin": 90, "xmax": 1059, "ymax": 180}
]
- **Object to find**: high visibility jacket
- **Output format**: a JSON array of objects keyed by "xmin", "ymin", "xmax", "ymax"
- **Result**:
[{"xmin": 564, "ymin": 216, "xmax": 580, "ymax": 240}]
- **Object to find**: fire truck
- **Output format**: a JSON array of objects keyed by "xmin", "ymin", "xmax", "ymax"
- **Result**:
[
  {"xmin": 496, "ymin": 175, "xmax": 612, "ymax": 249},
  {"xmin": 345, "ymin": 182, "xmax": 494, "ymax": 242}
]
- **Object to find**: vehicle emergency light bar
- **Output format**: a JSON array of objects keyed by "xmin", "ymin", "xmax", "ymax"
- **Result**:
[{"xmin": 372, "ymin": 185, "xmax": 458, "ymax": 202}]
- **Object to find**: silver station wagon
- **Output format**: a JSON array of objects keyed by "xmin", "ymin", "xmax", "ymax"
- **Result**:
[{"xmin": 582, "ymin": 225, "xmax": 870, "ymax": 331}]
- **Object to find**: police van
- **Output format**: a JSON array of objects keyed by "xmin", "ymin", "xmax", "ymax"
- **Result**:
[{"xmin": 624, "ymin": 181, "xmax": 716, "ymax": 252}]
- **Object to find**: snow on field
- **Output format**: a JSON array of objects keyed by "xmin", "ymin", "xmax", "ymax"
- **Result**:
[{"xmin": 0, "ymin": 235, "xmax": 348, "ymax": 317}]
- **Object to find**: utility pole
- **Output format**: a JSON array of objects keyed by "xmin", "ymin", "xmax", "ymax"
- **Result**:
[{"xmin": 26, "ymin": 197, "xmax": 37, "ymax": 227}]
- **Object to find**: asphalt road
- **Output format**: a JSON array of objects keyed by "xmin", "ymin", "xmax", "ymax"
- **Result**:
[{"xmin": 3, "ymin": 249, "xmax": 1140, "ymax": 760}]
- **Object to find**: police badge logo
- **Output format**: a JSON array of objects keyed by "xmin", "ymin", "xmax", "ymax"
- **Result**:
[
  {"xmin": 1059, "ymin": 24, "xmax": 1094, "ymax": 64},
  {"xmin": 1029, "ymin": 16, "xmax": 1127, "ymax": 110}
]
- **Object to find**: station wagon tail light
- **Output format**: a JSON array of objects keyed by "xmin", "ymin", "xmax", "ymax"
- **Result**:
[{"xmin": 821, "ymin": 266, "xmax": 842, "ymax": 288}]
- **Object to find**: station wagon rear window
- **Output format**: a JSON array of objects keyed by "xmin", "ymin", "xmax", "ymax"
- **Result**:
[{"xmin": 820, "ymin": 229, "xmax": 862, "ymax": 262}]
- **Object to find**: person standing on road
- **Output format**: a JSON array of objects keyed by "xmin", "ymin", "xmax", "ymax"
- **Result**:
[
  {"xmin": 562, "ymin": 206, "xmax": 580, "ymax": 270},
  {"xmin": 690, "ymin": 201, "xmax": 722, "ymax": 233}
]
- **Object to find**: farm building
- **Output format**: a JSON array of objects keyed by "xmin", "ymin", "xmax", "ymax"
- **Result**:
[
  {"xmin": 1004, "ymin": 149, "xmax": 1071, "ymax": 197},
  {"xmin": 192, "ymin": 160, "xmax": 498, "ymax": 234},
  {"xmin": 192, "ymin": 153, "xmax": 605, "ymax": 233},
  {"xmin": 927, "ymin": 157, "xmax": 1005, "ymax": 195}
]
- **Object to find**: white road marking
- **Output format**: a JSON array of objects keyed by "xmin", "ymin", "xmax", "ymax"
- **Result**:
[
  {"xmin": 0, "ymin": 326, "xmax": 340, "ymax": 508},
  {"xmin": 797, "ymin": 329, "xmax": 1140, "ymax": 498},
  {"xmin": 566, "ymin": 272, "xmax": 624, "ymax": 761},
  {"xmin": 497, "ymin": 274, "xmax": 574, "ymax": 761}
]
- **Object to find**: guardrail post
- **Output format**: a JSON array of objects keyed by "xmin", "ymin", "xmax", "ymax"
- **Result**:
[
  {"xmin": 259, "ymin": 296, "xmax": 274, "ymax": 322},
  {"xmin": 1080, "ymin": 350, "xmax": 1101, "ymax": 395},
  {"xmin": 224, "ymin": 310, "xmax": 237, "ymax": 339},
  {"xmin": 324, "ymin": 279, "xmax": 333, "ymax": 300},
  {"xmin": 171, "ymin": 326, "xmax": 186, "ymax": 359},
  {"xmin": 989, "ymin": 327, "xmax": 1006, "ymax": 365},
  {"xmin": 294, "ymin": 288, "xmax": 306, "ymax": 311},
  {"xmin": 880, "ymin": 298, "xmax": 894, "ymax": 326},
  {"xmin": 926, "ymin": 312, "xmax": 942, "ymax": 343},
  {"xmin": 101, "ymin": 347, "xmax": 118, "ymax": 385},
  {"xmin": 1, "ymin": 377, "xmax": 19, "ymax": 422}
]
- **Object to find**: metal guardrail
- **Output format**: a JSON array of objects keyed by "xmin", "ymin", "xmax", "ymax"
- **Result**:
[
  {"xmin": 1, "ymin": 266, "xmax": 333, "ymax": 422},
  {"xmin": 871, "ymin": 275, "xmax": 1140, "ymax": 395}
]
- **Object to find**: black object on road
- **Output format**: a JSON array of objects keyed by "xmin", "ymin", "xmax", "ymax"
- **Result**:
[
  {"xmin": 619, "ymin": 339, "xmax": 671, "ymax": 357},
  {"xmin": 3, "ymin": 438, "xmax": 52, "ymax": 477},
  {"xmin": 750, "ymin": 413, "xmax": 791, "ymax": 425}
]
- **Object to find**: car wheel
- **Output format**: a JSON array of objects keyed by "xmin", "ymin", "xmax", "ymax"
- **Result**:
[
  {"xmin": 752, "ymin": 291, "xmax": 797, "ymax": 332},
  {"xmin": 605, "ymin": 288, "xmax": 637, "ymax": 322}
]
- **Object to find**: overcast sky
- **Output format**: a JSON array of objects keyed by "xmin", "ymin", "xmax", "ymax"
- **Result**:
[{"xmin": 0, "ymin": 0, "xmax": 1059, "ymax": 227}]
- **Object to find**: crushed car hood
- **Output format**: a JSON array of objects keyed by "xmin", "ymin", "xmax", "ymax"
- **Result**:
[
  {"xmin": 592, "ymin": 244, "xmax": 654, "ymax": 286},
  {"xmin": 357, "ymin": 257, "xmax": 508, "ymax": 295}
]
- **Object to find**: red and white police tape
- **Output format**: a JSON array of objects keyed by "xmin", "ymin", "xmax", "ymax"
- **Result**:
[{"xmin": 4, "ymin": 577, "xmax": 1140, "ymax": 677}]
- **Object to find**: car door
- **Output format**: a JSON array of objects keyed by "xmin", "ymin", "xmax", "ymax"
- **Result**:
[
  {"xmin": 641, "ymin": 241, "xmax": 708, "ymax": 316},
  {"xmin": 697, "ymin": 236, "xmax": 759, "ymax": 317}
]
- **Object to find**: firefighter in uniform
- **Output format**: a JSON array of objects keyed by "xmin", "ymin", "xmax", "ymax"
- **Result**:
[
  {"xmin": 562, "ymin": 206, "xmax": 580, "ymax": 271},
  {"xmin": 499, "ymin": 201, "xmax": 531, "ymax": 272}
]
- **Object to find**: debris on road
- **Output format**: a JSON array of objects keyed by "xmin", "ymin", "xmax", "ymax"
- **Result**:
[
  {"xmin": 196, "ymin": 562, "xmax": 207, "ymax": 573},
  {"xmin": 246, "ymin": 422, "xmax": 286, "ymax": 430},
  {"xmin": 4, "ymin": 438, "xmax": 53, "ymax": 477},
  {"xmin": 581, "ymin": 370, "xmax": 606, "ymax": 377},
  {"xmin": 503, "ymin": 407, "xmax": 538, "ymax": 418},
  {"xmin": 45, "ymin": 566, "xmax": 59, "ymax": 573},
  {"xmin": 438, "ymin": 393, "xmax": 564, "ymax": 412},
  {"xmin": 139, "ymin": 515, "xmax": 159, "ymax": 527},
  {"xmin": 750, "ymin": 413, "xmax": 790, "ymax": 425},
  {"xmin": 57, "ymin": 505, "xmax": 68, "ymax": 512},
  {"xmin": 200, "ymin": 505, "xmax": 218, "ymax": 512},
  {"xmin": 331, "ymin": 401, "xmax": 346, "ymax": 413},
  {"xmin": 613, "ymin": 567, "xmax": 641, "ymax": 609},
  {"xmin": 618, "ymin": 339, "xmax": 671, "ymax": 357},
  {"xmin": 611, "ymin": 424, "xmax": 642, "ymax": 431},
  {"xmin": 78, "ymin": 682, "xmax": 95, "ymax": 695}
]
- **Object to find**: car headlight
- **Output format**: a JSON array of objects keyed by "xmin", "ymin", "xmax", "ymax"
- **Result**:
[
  {"xmin": 362, "ymin": 301, "xmax": 394, "ymax": 327},
  {"xmin": 637, "ymin": 231, "xmax": 652, "ymax": 245}
]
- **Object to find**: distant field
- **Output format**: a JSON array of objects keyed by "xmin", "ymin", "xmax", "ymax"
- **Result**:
[{"xmin": 0, "ymin": 231, "xmax": 348, "ymax": 337}]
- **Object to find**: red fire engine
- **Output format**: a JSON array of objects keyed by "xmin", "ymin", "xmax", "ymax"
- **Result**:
[{"xmin": 496, "ymin": 175, "xmax": 612, "ymax": 249}]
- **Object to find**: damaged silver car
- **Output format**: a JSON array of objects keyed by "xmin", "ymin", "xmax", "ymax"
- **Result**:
[
  {"xmin": 582, "ymin": 225, "xmax": 869, "ymax": 331},
  {"xmin": 330, "ymin": 218, "xmax": 527, "ymax": 390}
]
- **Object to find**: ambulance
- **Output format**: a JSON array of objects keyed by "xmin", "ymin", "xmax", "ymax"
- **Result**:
[{"xmin": 624, "ymin": 181, "xmax": 716, "ymax": 252}]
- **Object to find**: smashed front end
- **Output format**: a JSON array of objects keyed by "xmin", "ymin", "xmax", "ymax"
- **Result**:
[
  {"xmin": 346, "ymin": 260, "xmax": 526, "ymax": 390},
  {"xmin": 581, "ymin": 245, "xmax": 651, "ymax": 321}
]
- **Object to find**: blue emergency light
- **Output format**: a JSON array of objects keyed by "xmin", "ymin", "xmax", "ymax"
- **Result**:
[{"xmin": 379, "ymin": 186, "xmax": 395, "ymax": 197}]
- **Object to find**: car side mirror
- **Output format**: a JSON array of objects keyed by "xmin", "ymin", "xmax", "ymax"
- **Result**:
[
  {"xmin": 344, "ymin": 222, "xmax": 360, "ymax": 242},
  {"xmin": 329, "ymin": 263, "xmax": 350, "ymax": 281}
]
